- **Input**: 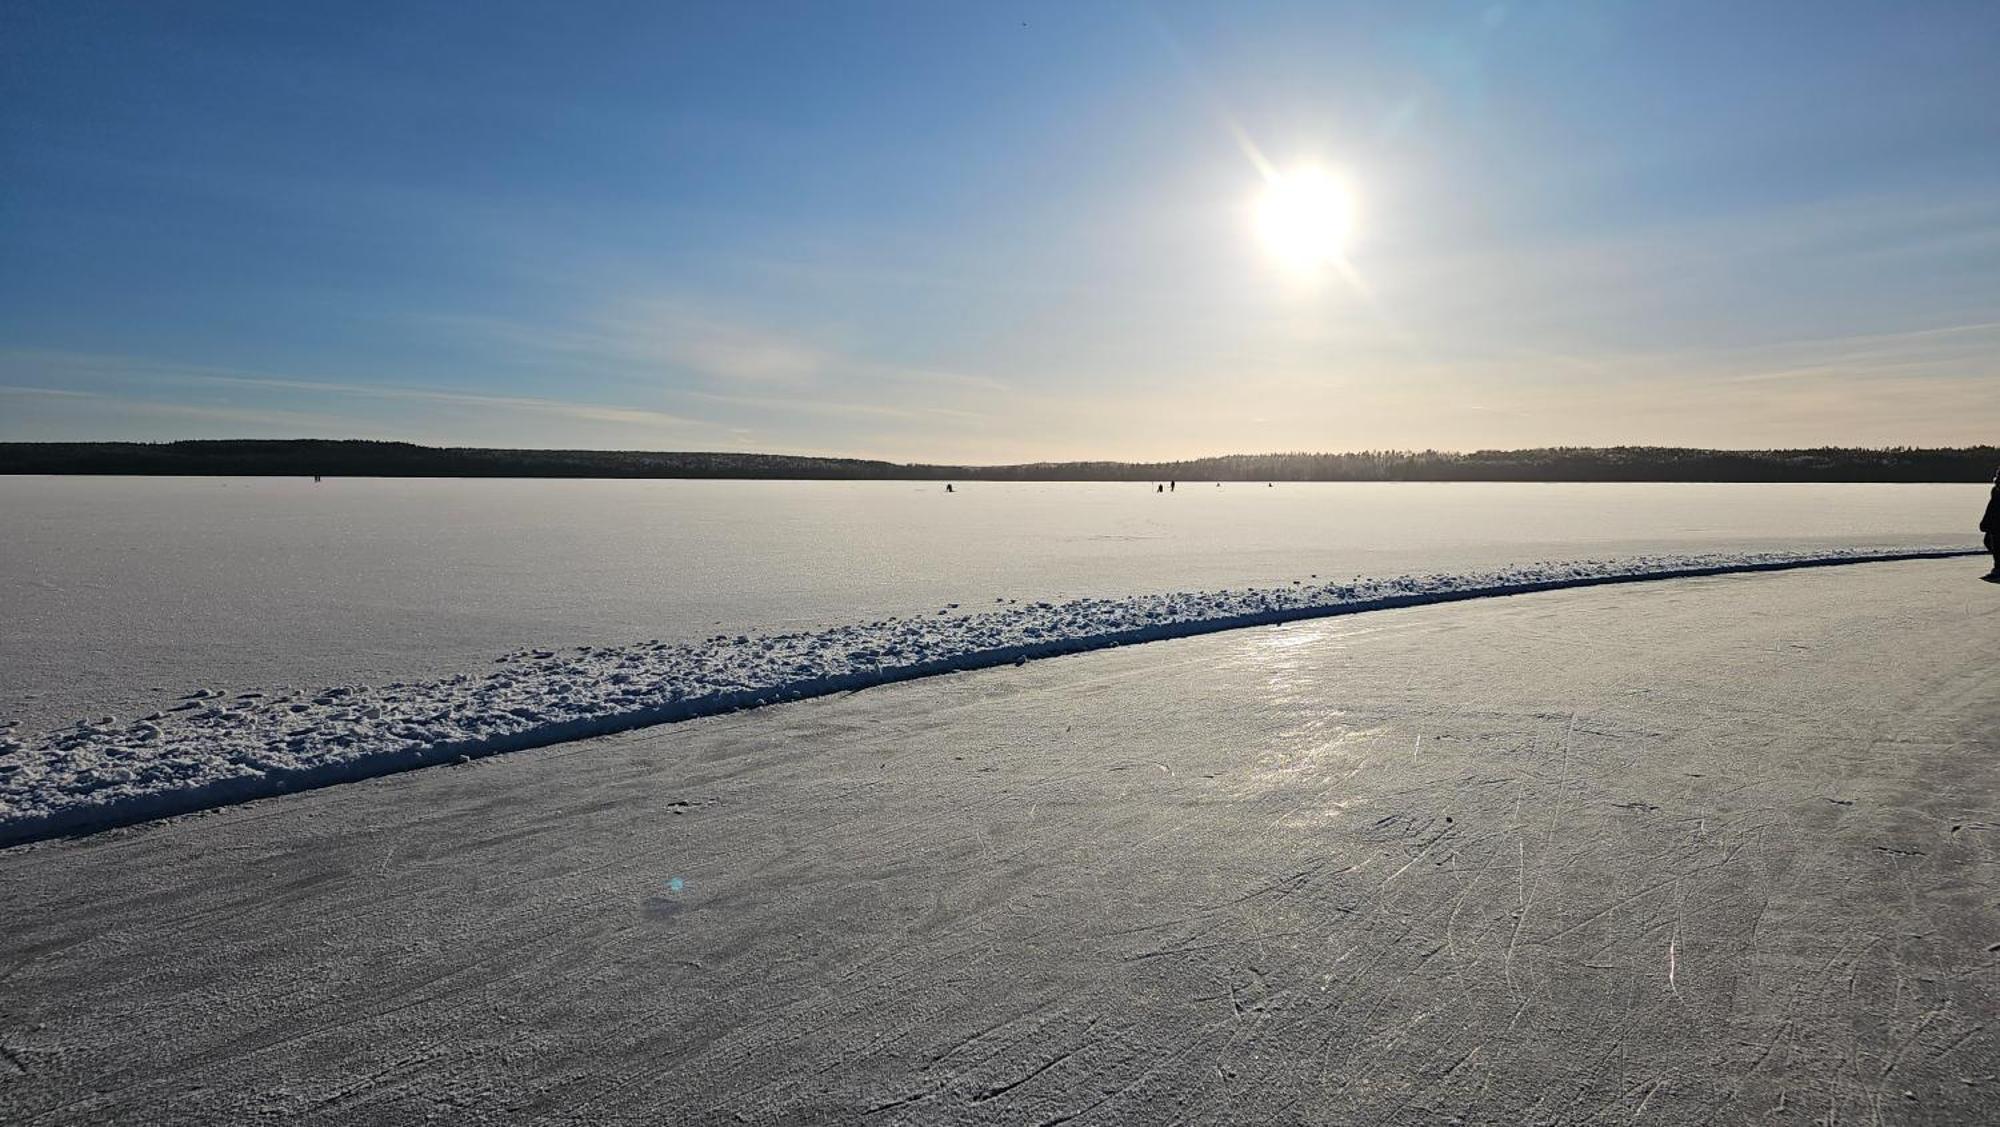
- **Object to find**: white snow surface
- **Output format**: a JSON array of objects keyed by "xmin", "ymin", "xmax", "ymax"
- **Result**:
[
  {"xmin": 0, "ymin": 546, "xmax": 1978, "ymax": 846},
  {"xmin": 7, "ymin": 478, "xmax": 1986, "ymax": 732}
]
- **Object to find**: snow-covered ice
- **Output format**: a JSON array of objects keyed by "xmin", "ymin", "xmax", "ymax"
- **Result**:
[
  {"xmin": 0, "ymin": 546, "xmax": 1977, "ymax": 846},
  {"xmin": 4, "ymin": 477, "xmax": 1986, "ymax": 731},
  {"xmin": 4, "ymin": 557, "xmax": 1996, "ymax": 1124}
]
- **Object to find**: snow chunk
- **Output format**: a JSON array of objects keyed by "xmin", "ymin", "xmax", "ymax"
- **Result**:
[{"xmin": 0, "ymin": 547, "xmax": 1977, "ymax": 847}]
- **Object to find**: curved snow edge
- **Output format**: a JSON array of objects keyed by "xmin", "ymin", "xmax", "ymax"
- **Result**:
[{"xmin": 0, "ymin": 547, "xmax": 1981, "ymax": 848}]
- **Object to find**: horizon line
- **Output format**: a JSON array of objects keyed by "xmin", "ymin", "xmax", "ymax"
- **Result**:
[{"xmin": 4, "ymin": 436, "xmax": 1998, "ymax": 468}]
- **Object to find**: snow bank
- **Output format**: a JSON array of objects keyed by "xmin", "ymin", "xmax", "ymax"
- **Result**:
[{"xmin": 0, "ymin": 547, "xmax": 1978, "ymax": 847}]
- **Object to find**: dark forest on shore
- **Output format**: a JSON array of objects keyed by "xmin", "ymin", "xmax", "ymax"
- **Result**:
[{"xmin": 2, "ymin": 440, "xmax": 1994, "ymax": 482}]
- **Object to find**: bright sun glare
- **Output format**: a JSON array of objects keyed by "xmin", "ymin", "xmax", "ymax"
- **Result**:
[{"xmin": 1256, "ymin": 167, "xmax": 1357, "ymax": 270}]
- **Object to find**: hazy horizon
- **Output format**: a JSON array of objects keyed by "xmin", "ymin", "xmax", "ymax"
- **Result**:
[
  {"xmin": 8, "ymin": 435, "xmax": 2000, "ymax": 463},
  {"xmin": 6, "ymin": 2, "xmax": 1999, "ymax": 460}
]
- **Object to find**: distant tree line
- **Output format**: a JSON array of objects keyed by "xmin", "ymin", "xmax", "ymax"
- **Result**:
[{"xmin": 1, "ymin": 440, "xmax": 1995, "ymax": 482}]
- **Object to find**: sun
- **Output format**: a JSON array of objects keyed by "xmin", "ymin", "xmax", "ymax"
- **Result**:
[{"xmin": 1256, "ymin": 167, "xmax": 1356, "ymax": 270}]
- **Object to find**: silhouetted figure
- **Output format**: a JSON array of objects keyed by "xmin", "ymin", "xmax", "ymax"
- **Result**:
[
  {"xmin": 945, "ymin": 483, "xmax": 954, "ymax": 493},
  {"xmin": 1156, "ymin": 484, "xmax": 1164, "ymax": 493},
  {"xmin": 1169, "ymin": 480, "xmax": 1176, "ymax": 492},
  {"xmin": 1983, "ymin": 468, "xmax": 2000, "ymax": 580}
]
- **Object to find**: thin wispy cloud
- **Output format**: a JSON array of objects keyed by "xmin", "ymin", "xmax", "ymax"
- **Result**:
[
  {"xmin": 5, "ymin": 4, "xmax": 1997, "ymax": 455},
  {"xmin": 682, "ymin": 389, "xmax": 986, "ymax": 424},
  {"xmin": 2, "ymin": 382, "xmax": 371, "ymax": 432},
  {"xmin": 422, "ymin": 305, "xmax": 827, "ymax": 386},
  {"xmin": 420, "ymin": 299, "xmax": 1012, "ymax": 394},
  {"xmin": 0, "ymin": 351, "xmax": 718, "ymax": 440},
  {"xmin": 0, "ymin": 384, "xmax": 98, "ymax": 399}
]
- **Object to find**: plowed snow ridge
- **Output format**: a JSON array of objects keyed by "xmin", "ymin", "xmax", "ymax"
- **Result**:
[{"xmin": 0, "ymin": 547, "xmax": 1979, "ymax": 846}]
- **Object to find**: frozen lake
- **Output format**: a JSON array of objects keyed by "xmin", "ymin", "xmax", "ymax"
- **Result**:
[
  {"xmin": 1, "ymin": 477, "xmax": 1984, "ymax": 731},
  {"xmin": 7, "ymin": 560, "xmax": 1997, "ymax": 1122}
]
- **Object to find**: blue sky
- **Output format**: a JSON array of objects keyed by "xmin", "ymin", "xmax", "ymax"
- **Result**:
[{"xmin": 4, "ymin": 1, "xmax": 1997, "ymax": 459}]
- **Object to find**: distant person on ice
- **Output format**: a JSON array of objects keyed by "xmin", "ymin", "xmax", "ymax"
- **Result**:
[{"xmin": 1983, "ymin": 467, "xmax": 2000, "ymax": 580}]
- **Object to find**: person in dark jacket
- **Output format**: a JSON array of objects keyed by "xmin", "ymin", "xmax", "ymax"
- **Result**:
[{"xmin": 1984, "ymin": 468, "xmax": 2000, "ymax": 579}]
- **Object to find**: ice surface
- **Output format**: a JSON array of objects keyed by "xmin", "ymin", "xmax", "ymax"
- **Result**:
[
  {"xmin": 0, "ymin": 546, "xmax": 1977, "ymax": 846},
  {"xmin": 4, "ymin": 559, "xmax": 1997, "ymax": 1124},
  {"xmin": 2, "ymin": 478, "xmax": 1985, "ymax": 730}
]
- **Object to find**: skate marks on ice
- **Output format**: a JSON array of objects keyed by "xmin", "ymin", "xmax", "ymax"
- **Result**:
[
  {"xmin": 2, "ymin": 547, "xmax": 1983, "ymax": 847},
  {"xmin": 0, "ymin": 560, "xmax": 1997, "ymax": 1123}
]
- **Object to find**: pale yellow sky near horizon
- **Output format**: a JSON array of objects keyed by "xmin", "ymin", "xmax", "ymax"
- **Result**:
[{"xmin": 6, "ymin": 6, "xmax": 2000, "ymax": 461}]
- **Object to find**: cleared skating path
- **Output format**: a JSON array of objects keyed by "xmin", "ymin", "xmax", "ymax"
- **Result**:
[{"xmin": 3, "ymin": 559, "xmax": 1997, "ymax": 1125}]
